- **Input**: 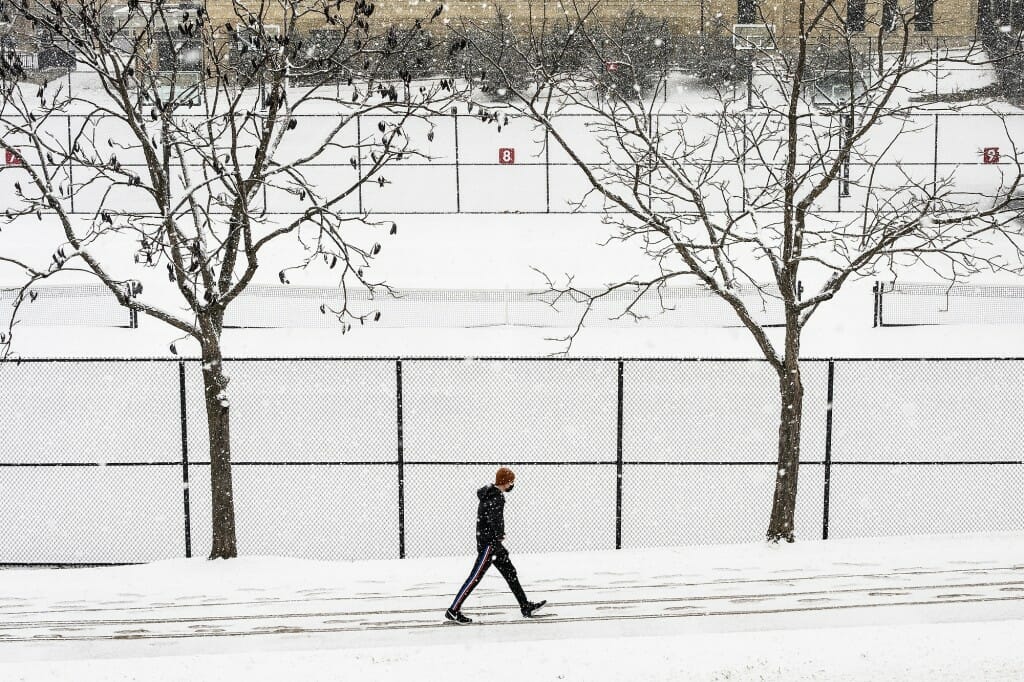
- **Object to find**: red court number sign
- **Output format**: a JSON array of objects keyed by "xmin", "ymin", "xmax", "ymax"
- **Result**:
[
  {"xmin": 983, "ymin": 147, "xmax": 1000, "ymax": 164},
  {"xmin": 5, "ymin": 149, "xmax": 23, "ymax": 166},
  {"xmin": 498, "ymin": 148, "xmax": 515, "ymax": 164}
]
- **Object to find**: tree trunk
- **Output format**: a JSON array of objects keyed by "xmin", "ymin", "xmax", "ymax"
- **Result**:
[
  {"xmin": 202, "ymin": 341, "xmax": 238, "ymax": 559},
  {"xmin": 766, "ymin": 351, "xmax": 804, "ymax": 543}
]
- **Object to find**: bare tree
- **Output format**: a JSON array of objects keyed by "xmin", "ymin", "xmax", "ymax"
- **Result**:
[
  {"xmin": 453, "ymin": 2, "xmax": 1024, "ymax": 541},
  {"xmin": 0, "ymin": 0, "xmax": 456, "ymax": 558}
]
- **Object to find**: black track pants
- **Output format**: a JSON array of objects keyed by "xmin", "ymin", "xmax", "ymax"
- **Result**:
[{"xmin": 449, "ymin": 542, "xmax": 528, "ymax": 612}]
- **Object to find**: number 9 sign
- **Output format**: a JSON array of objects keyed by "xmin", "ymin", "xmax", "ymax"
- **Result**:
[
  {"xmin": 498, "ymin": 148, "xmax": 515, "ymax": 164},
  {"xmin": 983, "ymin": 147, "xmax": 1000, "ymax": 164}
]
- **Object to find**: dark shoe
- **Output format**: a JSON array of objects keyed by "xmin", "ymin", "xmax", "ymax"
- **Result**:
[
  {"xmin": 445, "ymin": 608, "xmax": 472, "ymax": 624},
  {"xmin": 521, "ymin": 600, "xmax": 546, "ymax": 617}
]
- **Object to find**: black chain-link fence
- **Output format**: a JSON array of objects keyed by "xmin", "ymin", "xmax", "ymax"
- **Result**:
[
  {"xmin": 3, "ymin": 283, "xmax": 788, "ymax": 330},
  {"xmin": 1, "ymin": 284, "xmax": 134, "ymax": 328},
  {"xmin": 4, "ymin": 107, "xmax": 1020, "ymax": 218},
  {"xmin": 224, "ymin": 283, "xmax": 789, "ymax": 329},
  {"xmin": 0, "ymin": 358, "xmax": 1021, "ymax": 565},
  {"xmin": 874, "ymin": 281, "xmax": 1024, "ymax": 326}
]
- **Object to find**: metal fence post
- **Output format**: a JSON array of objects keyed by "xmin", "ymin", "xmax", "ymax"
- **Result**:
[
  {"xmin": 356, "ymin": 114, "xmax": 363, "ymax": 213},
  {"xmin": 616, "ymin": 360, "xmax": 624, "ymax": 550},
  {"xmin": 872, "ymin": 281, "xmax": 887, "ymax": 328},
  {"xmin": 877, "ymin": 282, "xmax": 885, "ymax": 327},
  {"xmin": 178, "ymin": 360, "xmax": 192, "ymax": 558},
  {"xmin": 545, "ymin": 127, "xmax": 551, "ymax": 213},
  {"xmin": 125, "ymin": 281, "xmax": 139, "ymax": 329},
  {"xmin": 822, "ymin": 360, "xmax": 835, "ymax": 540},
  {"xmin": 66, "ymin": 114, "xmax": 75, "ymax": 214},
  {"xmin": 872, "ymin": 282, "xmax": 879, "ymax": 328},
  {"xmin": 454, "ymin": 111, "xmax": 461, "ymax": 213},
  {"xmin": 396, "ymin": 359, "xmax": 406, "ymax": 559}
]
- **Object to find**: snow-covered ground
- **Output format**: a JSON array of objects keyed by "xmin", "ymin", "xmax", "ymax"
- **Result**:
[
  {"xmin": 3, "ymin": 212, "xmax": 1023, "ymax": 359},
  {"xmin": 0, "ymin": 532, "xmax": 1021, "ymax": 681},
  {"xmin": 3, "ymin": 50, "xmax": 1024, "ymax": 681},
  {"xmin": 4, "ymin": 54, "xmax": 1024, "ymax": 359}
]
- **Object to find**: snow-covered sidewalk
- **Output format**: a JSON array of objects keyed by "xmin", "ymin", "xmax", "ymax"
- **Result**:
[{"xmin": 1, "ymin": 532, "xmax": 1022, "ymax": 681}]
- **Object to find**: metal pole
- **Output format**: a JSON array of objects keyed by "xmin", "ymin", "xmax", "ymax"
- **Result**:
[
  {"xmin": 545, "ymin": 127, "xmax": 551, "ymax": 213},
  {"xmin": 742, "ymin": 110, "xmax": 749, "ymax": 213},
  {"xmin": 822, "ymin": 360, "xmax": 835, "ymax": 540},
  {"xmin": 66, "ymin": 114, "xmax": 75, "ymax": 214},
  {"xmin": 125, "ymin": 282, "xmax": 134, "ymax": 328},
  {"xmin": 646, "ymin": 114, "xmax": 653, "ymax": 210},
  {"xmin": 878, "ymin": 282, "xmax": 885, "ymax": 327},
  {"xmin": 841, "ymin": 113, "xmax": 853, "ymax": 197},
  {"xmin": 872, "ymin": 281, "xmax": 879, "ymax": 328},
  {"xmin": 396, "ymin": 359, "xmax": 406, "ymax": 559},
  {"xmin": 615, "ymin": 360, "xmax": 624, "ymax": 550},
  {"xmin": 454, "ymin": 111, "xmax": 461, "ymax": 213},
  {"xmin": 178, "ymin": 361, "xmax": 192, "ymax": 558},
  {"xmin": 747, "ymin": 55, "xmax": 753, "ymax": 109},
  {"xmin": 356, "ymin": 114, "xmax": 363, "ymax": 213}
]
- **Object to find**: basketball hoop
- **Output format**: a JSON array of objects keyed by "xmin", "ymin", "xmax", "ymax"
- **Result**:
[
  {"xmin": 732, "ymin": 24, "xmax": 776, "ymax": 51},
  {"xmin": 733, "ymin": 24, "xmax": 776, "ymax": 109},
  {"xmin": 811, "ymin": 70, "xmax": 867, "ymax": 110},
  {"xmin": 152, "ymin": 71, "xmax": 202, "ymax": 108}
]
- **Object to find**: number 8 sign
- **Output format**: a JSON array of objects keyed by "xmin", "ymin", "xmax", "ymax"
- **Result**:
[{"xmin": 498, "ymin": 148, "xmax": 515, "ymax": 164}]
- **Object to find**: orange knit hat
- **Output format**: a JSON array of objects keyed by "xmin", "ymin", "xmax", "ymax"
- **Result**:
[{"xmin": 495, "ymin": 467, "xmax": 515, "ymax": 487}]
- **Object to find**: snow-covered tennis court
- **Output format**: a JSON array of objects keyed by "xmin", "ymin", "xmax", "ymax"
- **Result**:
[{"xmin": 0, "ymin": 532, "xmax": 1021, "ymax": 680}]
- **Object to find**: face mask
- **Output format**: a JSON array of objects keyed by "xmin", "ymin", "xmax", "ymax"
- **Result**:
[{"xmin": 505, "ymin": 484, "xmax": 514, "ymax": 493}]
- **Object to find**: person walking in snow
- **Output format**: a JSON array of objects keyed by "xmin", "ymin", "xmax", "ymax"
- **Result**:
[{"xmin": 445, "ymin": 467, "xmax": 545, "ymax": 624}]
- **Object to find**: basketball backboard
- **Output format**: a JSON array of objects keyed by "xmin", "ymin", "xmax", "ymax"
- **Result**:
[
  {"xmin": 733, "ymin": 24, "xmax": 776, "ymax": 51},
  {"xmin": 811, "ymin": 70, "xmax": 867, "ymax": 108},
  {"xmin": 154, "ymin": 71, "xmax": 202, "ymax": 107}
]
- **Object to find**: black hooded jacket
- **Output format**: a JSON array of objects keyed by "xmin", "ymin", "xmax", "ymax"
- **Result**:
[{"xmin": 475, "ymin": 484, "xmax": 505, "ymax": 550}]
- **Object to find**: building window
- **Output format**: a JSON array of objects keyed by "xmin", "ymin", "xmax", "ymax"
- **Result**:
[
  {"xmin": 847, "ymin": 0, "xmax": 866, "ymax": 32},
  {"xmin": 915, "ymin": 0, "xmax": 935, "ymax": 31},
  {"xmin": 882, "ymin": 0, "xmax": 899, "ymax": 30},
  {"xmin": 976, "ymin": 0, "xmax": 990, "ymax": 34},
  {"xmin": 976, "ymin": 0, "xmax": 1016, "ymax": 35},
  {"xmin": 738, "ymin": 0, "xmax": 758, "ymax": 24}
]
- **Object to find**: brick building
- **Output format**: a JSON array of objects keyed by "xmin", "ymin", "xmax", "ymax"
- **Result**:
[
  {"xmin": 198, "ymin": 1, "xmax": 985, "ymax": 39},
  {"xmin": 0, "ymin": 1, "xmax": 1001, "ymax": 58}
]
